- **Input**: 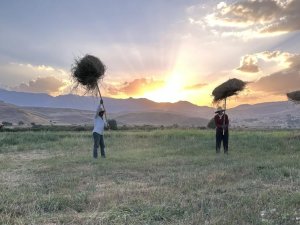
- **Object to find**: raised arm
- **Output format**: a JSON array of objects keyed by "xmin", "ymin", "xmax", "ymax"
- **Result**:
[{"xmin": 95, "ymin": 104, "xmax": 102, "ymax": 118}]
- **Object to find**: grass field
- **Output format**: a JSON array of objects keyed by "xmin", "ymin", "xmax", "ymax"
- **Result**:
[{"xmin": 0, "ymin": 129, "xmax": 299, "ymax": 225}]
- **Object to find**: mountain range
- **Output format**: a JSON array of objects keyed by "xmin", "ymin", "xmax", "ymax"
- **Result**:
[
  {"xmin": 0, "ymin": 89, "xmax": 213, "ymax": 118},
  {"xmin": 0, "ymin": 89, "xmax": 299, "ymax": 128}
]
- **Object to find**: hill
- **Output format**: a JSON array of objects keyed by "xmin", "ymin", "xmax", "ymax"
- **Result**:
[
  {"xmin": 114, "ymin": 112, "xmax": 208, "ymax": 127},
  {"xmin": 24, "ymin": 107, "xmax": 95, "ymax": 125},
  {"xmin": 0, "ymin": 101, "xmax": 49, "ymax": 125},
  {"xmin": 1, "ymin": 89, "xmax": 300, "ymax": 128},
  {"xmin": 0, "ymin": 89, "xmax": 214, "ymax": 118},
  {"xmin": 0, "ymin": 102, "xmax": 208, "ymax": 127},
  {"xmin": 227, "ymin": 101, "xmax": 300, "ymax": 128}
]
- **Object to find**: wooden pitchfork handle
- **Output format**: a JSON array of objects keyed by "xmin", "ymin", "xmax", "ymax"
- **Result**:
[
  {"xmin": 96, "ymin": 83, "xmax": 108, "ymax": 124},
  {"xmin": 223, "ymin": 98, "xmax": 227, "ymax": 135}
]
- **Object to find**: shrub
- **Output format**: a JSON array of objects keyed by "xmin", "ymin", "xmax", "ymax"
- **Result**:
[
  {"xmin": 107, "ymin": 119, "xmax": 118, "ymax": 130},
  {"xmin": 207, "ymin": 118, "xmax": 216, "ymax": 129}
]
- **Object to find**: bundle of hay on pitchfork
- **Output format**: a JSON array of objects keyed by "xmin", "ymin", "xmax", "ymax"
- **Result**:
[
  {"xmin": 212, "ymin": 78, "xmax": 247, "ymax": 108},
  {"xmin": 71, "ymin": 54, "xmax": 108, "ymax": 121},
  {"xmin": 287, "ymin": 90, "xmax": 300, "ymax": 103},
  {"xmin": 212, "ymin": 78, "xmax": 247, "ymax": 132}
]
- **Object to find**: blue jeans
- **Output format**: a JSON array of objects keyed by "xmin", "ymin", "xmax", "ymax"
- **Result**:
[{"xmin": 93, "ymin": 132, "xmax": 105, "ymax": 158}]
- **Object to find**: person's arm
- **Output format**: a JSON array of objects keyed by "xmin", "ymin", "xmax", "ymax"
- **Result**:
[
  {"xmin": 214, "ymin": 115, "xmax": 222, "ymax": 128},
  {"xmin": 104, "ymin": 120, "xmax": 109, "ymax": 129},
  {"xmin": 95, "ymin": 104, "xmax": 102, "ymax": 118}
]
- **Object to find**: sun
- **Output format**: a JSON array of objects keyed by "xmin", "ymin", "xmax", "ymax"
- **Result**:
[
  {"xmin": 144, "ymin": 87, "xmax": 181, "ymax": 103},
  {"xmin": 144, "ymin": 72, "xmax": 186, "ymax": 103}
]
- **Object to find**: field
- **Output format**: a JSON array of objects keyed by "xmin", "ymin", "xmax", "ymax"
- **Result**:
[{"xmin": 0, "ymin": 129, "xmax": 299, "ymax": 225}]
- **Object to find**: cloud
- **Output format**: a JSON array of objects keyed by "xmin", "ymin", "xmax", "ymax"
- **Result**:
[
  {"xmin": 250, "ymin": 51, "xmax": 300, "ymax": 94},
  {"xmin": 260, "ymin": 0, "xmax": 300, "ymax": 34},
  {"xmin": 104, "ymin": 78, "xmax": 165, "ymax": 97},
  {"xmin": 207, "ymin": 0, "xmax": 281, "ymax": 27},
  {"xmin": 202, "ymin": 0, "xmax": 300, "ymax": 38},
  {"xmin": 0, "ymin": 62, "xmax": 69, "ymax": 87},
  {"xmin": 233, "ymin": 50, "xmax": 300, "ymax": 95},
  {"xmin": 12, "ymin": 76, "xmax": 68, "ymax": 95},
  {"xmin": 237, "ymin": 55, "xmax": 259, "ymax": 73},
  {"xmin": 184, "ymin": 83, "xmax": 207, "ymax": 90},
  {"xmin": 250, "ymin": 68, "xmax": 300, "ymax": 94},
  {"xmin": 257, "ymin": 50, "xmax": 300, "ymax": 69},
  {"xmin": 13, "ymin": 63, "xmax": 68, "ymax": 76},
  {"xmin": 258, "ymin": 50, "xmax": 293, "ymax": 62},
  {"xmin": 236, "ymin": 50, "xmax": 298, "ymax": 73},
  {"xmin": 233, "ymin": 92, "xmax": 264, "ymax": 102},
  {"xmin": 286, "ymin": 55, "xmax": 300, "ymax": 68}
]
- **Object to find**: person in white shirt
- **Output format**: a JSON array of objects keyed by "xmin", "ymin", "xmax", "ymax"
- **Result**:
[{"xmin": 93, "ymin": 104, "xmax": 106, "ymax": 158}]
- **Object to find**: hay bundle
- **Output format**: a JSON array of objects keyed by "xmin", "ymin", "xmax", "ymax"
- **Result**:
[
  {"xmin": 71, "ymin": 54, "xmax": 106, "ymax": 93},
  {"xmin": 71, "ymin": 54, "xmax": 108, "ymax": 122},
  {"xmin": 212, "ymin": 78, "xmax": 247, "ymax": 103},
  {"xmin": 287, "ymin": 90, "xmax": 300, "ymax": 103}
]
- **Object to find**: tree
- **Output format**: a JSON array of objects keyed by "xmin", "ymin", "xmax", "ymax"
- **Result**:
[
  {"xmin": 107, "ymin": 119, "xmax": 118, "ymax": 130},
  {"xmin": 18, "ymin": 121, "xmax": 24, "ymax": 126},
  {"xmin": 2, "ymin": 121, "xmax": 12, "ymax": 126},
  {"xmin": 207, "ymin": 118, "xmax": 216, "ymax": 129}
]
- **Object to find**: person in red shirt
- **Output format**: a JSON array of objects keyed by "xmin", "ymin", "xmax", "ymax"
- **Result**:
[{"xmin": 214, "ymin": 107, "xmax": 229, "ymax": 154}]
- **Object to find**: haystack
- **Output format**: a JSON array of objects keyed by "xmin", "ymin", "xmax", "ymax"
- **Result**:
[
  {"xmin": 287, "ymin": 90, "xmax": 300, "ymax": 103},
  {"xmin": 212, "ymin": 78, "xmax": 247, "ymax": 103}
]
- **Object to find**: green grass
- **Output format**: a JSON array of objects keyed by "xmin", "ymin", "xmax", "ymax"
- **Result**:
[{"xmin": 0, "ymin": 129, "xmax": 299, "ymax": 225}]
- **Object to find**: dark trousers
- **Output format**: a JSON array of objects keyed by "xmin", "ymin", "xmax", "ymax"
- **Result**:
[
  {"xmin": 216, "ymin": 128, "xmax": 229, "ymax": 153},
  {"xmin": 93, "ymin": 132, "xmax": 105, "ymax": 158}
]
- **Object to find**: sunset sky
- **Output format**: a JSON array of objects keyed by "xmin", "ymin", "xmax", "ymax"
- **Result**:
[{"xmin": 0, "ymin": 0, "xmax": 300, "ymax": 108}]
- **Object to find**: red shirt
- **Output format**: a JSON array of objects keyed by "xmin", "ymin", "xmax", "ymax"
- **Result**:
[{"xmin": 214, "ymin": 114, "xmax": 229, "ymax": 129}]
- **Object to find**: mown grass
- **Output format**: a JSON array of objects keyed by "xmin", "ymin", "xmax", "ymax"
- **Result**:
[{"xmin": 0, "ymin": 129, "xmax": 299, "ymax": 225}]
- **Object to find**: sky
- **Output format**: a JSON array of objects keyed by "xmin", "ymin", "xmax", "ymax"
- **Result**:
[{"xmin": 0, "ymin": 0, "xmax": 300, "ymax": 108}]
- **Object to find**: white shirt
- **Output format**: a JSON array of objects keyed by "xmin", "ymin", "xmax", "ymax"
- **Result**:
[
  {"xmin": 93, "ymin": 116, "xmax": 105, "ymax": 135},
  {"xmin": 93, "ymin": 104, "xmax": 106, "ymax": 135}
]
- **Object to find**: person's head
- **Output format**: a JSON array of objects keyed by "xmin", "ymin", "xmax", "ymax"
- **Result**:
[
  {"xmin": 215, "ymin": 106, "xmax": 224, "ymax": 115},
  {"xmin": 99, "ymin": 110, "xmax": 105, "ymax": 117}
]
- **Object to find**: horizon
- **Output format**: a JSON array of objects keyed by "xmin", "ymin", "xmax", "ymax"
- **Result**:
[
  {"xmin": 0, "ymin": 0, "xmax": 300, "ymax": 108},
  {"xmin": 0, "ymin": 87, "xmax": 291, "ymax": 110}
]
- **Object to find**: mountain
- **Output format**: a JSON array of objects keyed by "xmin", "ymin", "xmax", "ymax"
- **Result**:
[
  {"xmin": 0, "ymin": 89, "xmax": 99, "ymax": 110},
  {"xmin": 227, "ymin": 101, "xmax": 300, "ymax": 128},
  {"xmin": 1, "ymin": 89, "xmax": 300, "ymax": 128},
  {"xmin": 228, "ymin": 102, "xmax": 294, "ymax": 117},
  {"xmin": 0, "ymin": 103, "xmax": 208, "ymax": 127},
  {"xmin": 0, "ymin": 89, "xmax": 211, "ymax": 126},
  {"xmin": 0, "ymin": 89, "xmax": 214, "ymax": 118}
]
